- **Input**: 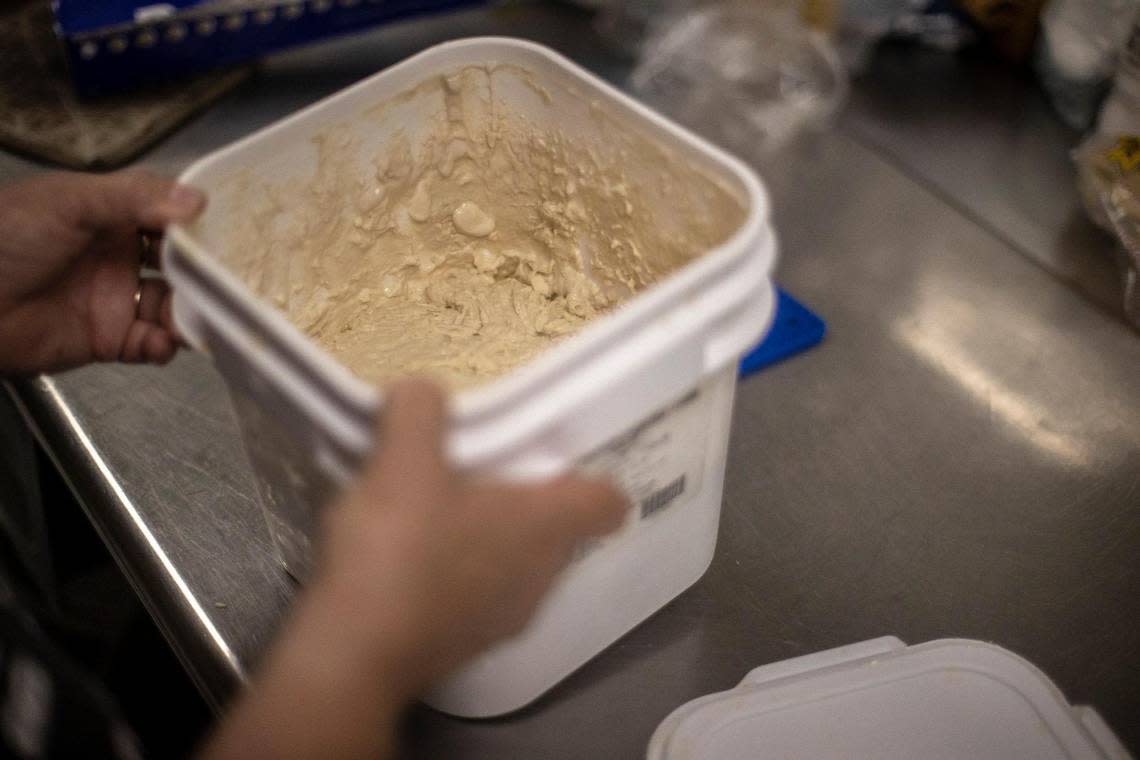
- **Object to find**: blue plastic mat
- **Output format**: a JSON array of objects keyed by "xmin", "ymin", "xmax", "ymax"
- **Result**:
[{"xmin": 739, "ymin": 288, "xmax": 826, "ymax": 378}]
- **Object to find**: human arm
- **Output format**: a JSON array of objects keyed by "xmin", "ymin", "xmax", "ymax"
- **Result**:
[{"xmin": 199, "ymin": 381, "xmax": 628, "ymax": 760}]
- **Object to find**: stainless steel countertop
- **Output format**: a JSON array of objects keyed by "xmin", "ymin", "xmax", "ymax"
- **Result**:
[{"xmin": 4, "ymin": 5, "xmax": 1139, "ymax": 755}]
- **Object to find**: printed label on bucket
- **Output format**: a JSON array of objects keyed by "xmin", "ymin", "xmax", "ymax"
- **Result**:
[{"xmin": 578, "ymin": 387, "xmax": 710, "ymax": 541}]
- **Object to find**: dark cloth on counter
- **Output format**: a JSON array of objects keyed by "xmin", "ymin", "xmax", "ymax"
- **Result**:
[{"xmin": 0, "ymin": 388, "xmax": 143, "ymax": 760}]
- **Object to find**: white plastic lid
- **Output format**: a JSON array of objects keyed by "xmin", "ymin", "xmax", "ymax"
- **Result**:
[{"xmin": 648, "ymin": 637, "xmax": 1132, "ymax": 760}]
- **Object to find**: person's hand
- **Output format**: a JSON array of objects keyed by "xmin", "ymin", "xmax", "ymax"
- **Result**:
[
  {"xmin": 201, "ymin": 380, "xmax": 628, "ymax": 760},
  {"xmin": 316, "ymin": 380, "xmax": 629, "ymax": 690},
  {"xmin": 0, "ymin": 170, "xmax": 205, "ymax": 375}
]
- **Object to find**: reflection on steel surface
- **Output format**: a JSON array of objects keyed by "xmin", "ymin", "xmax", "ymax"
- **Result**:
[
  {"xmin": 40, "ymin": 378, "xmax": 243, "ymax": 675},
  {"xmin": 894, "ymin": 322, "xmax": 1092, "ymax": 469}
]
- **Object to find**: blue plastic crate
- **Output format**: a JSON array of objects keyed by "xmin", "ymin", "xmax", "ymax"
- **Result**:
[{"xmin": 52, "ymin": 0, "xmax": 488, "ymax": 96}]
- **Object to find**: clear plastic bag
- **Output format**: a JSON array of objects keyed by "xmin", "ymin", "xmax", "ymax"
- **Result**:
[
  {"xmin": 1097, "ymin": 15, "xmax": 1140, "ymax": 135},
  {"xmin": 629, "ymin": 3, "xmax": 847, "ymax": 157},
  {"xmin": 839, "ymin": 0, "xmax": 977, "ymax": 70},
  {"xmin": 1075, "ymin": 134, "xmax": 1140, "ymax": 327},
  {"xmin": 1036, "ymin": 0, "xmax": 1140, "ymax": 129}
]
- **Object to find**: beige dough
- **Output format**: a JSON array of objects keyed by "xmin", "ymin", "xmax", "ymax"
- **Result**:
[{"xmin": 223, "ymin": 65, "xmax": 746, "ymax": 389}]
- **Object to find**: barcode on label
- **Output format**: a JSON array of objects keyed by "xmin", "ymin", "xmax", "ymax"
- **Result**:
[{"xmin": 640, "ymin": 475, "xmax": 686, "ymax": 519}]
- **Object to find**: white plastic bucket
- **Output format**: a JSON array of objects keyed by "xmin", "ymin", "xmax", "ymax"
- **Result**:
[{"xmin": 164, "ymin": 37, "xmax": 777, "ymax": 717}]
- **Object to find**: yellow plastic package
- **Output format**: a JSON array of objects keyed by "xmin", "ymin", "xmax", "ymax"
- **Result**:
[{"xmin": 1076, "ymin": 134, "xmax": 1140, "ymax": 327}]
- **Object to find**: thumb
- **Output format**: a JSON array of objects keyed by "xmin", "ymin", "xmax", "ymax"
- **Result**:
[
  {"xmin": 523, "ymin": 475, "xmax": 630, "ymax": 542},
  {"xmin": 64, "ymin": 170, "xmax": 206, "ymax": 231},
  {"xmin": 362, "ymin": 378, "xmax": 451, "ymax": 506}
]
